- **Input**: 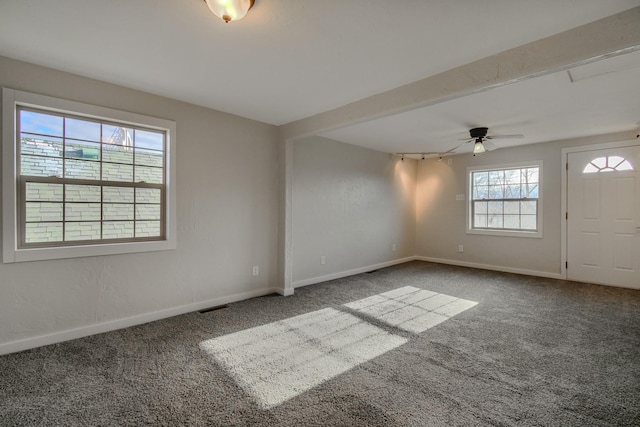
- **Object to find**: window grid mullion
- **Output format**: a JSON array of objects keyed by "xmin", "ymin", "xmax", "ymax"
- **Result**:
[
  {"xmin": 62, "ymin": 118, "xmax": 67, "ymax": 242},
  {"xmin": 133, "ymin": 129, "xmax": 137, "ymax": 238}
]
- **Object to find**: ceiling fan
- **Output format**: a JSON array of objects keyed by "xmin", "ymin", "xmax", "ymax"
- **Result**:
[
  {"xmin": 463, "ymin": 127, "xmax": 524, "ymax": 155},
  {"xmin": 396, "ymin": 127, "xmax": 524, "ymax": 160}
]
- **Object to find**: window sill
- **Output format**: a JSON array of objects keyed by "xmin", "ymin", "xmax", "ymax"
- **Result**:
[
  {"xmin": 466, "ymin": 228, "xmax": 543, "ymax": 239},
  {"xmin": 3, "ymin": 240, "xmax": 177, "ymax": 264},
  {"xmin": 4, "ymin": 239, "xmax": 176, "ymax": 263}
]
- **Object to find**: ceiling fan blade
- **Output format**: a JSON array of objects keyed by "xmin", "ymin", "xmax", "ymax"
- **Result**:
[
  {"xmin": 483, "ymin": 140, "xmax": 499, "ymax": 151},
  {"xmin": 486, "ymin": 134, "xmax": 524, "ymax": 140},
  {"xmin": 443, "ymin": 144, "xmax": 463, "ymax": 154},
  {"xmin": 458, "ymin": 138, "xmax": 474, "ymax": 142}
]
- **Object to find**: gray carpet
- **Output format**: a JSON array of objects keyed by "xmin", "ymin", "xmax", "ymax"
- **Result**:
[{"xmin": 1, "ymin": 261, "xmax": 639, "ymax": 426}]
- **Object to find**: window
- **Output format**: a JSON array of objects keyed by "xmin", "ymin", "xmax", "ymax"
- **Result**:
[
  {"xmin": 467, "ymin": 162, "xmax": 542, "ymax": 238},
  {"xmin": 3, "ymin": 88, "xmax": 176, "ymax": 262},
  {"xmin": 583, "ymin": 156, "xmax": 633, "ymax": 173}
]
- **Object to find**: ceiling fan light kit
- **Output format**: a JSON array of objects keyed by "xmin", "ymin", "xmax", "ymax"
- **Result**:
[
  {"xmin": 473, "ymin": 140, "xmax": 486, "ymax": 155},
  {"xmin": 467, "ymin": 126, "xmax": 524, "ymax": 156}
]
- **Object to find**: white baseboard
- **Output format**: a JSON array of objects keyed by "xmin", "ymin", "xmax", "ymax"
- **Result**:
[
  {"xmin": 292, "ymin": 256, "xmax": 417, "ymax": 288},
  {"xmin": 0, "ymin": 287, "xmax": 281, "ymax": 356},
  {"xmin": 415, "ymin": 256, "xmax": 563, "ymax": 280},
  {"xmin": 1, "ymin": 257, "xmax": 561, "ymax": 355},
  {"xmin": 277, "ymin": 288, "xmax": 295, "ymax": 296}
]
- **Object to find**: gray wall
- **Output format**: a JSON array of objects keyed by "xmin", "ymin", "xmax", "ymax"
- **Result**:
[
  {"xmin": 292, "ymin": 137, "xmax": 416, "ymax": 285},
  {"xmin": 1, "ymin": 54, "xmax": 635, "ymax": 353},
  {"xmin": 415, "ymin": 132, "xmax": 636, "ymax": 275},
  {"xmin": 0, "ymin": 56, "xmax": 280, "ymax": 353}
]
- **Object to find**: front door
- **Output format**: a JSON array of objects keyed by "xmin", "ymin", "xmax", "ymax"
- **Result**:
[{"xmin": 567, "ymin": 144, "xmax": 640, "ymax": 289}]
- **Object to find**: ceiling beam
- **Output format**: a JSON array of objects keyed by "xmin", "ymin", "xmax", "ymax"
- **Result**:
[{"xmin": 280, "ymin": 6, "xmax": 640, "ymax": 140}]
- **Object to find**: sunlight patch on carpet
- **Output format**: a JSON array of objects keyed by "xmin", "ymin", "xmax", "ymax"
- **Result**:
[
  {"xmin": 344, "ymin": 286, "xmax": 477, "ymax": 333},
  {"xmin": 199, "ymin": 308, "xmax": 407, "ymax": 409}
]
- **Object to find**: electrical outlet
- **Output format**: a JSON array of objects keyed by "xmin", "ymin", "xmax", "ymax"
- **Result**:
[
  {"xmin": 321, "ymin": 256, "xmax": 326, "ymax": 265},
  {"xmin": 252, "ymin": 266, "xmax": 259, "ymax": 276},
  {"xmin": 458, "ymin": 245, "xmax": 464, "ymax": 253},
  {"xmin": 392, "ymin": 244, "xmax": 396, "ymax": 251}
]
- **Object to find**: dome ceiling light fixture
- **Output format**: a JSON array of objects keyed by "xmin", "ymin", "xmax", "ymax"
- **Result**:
[{"xmin": 204, "ymin": 0, "xmax": 255, "ymax": 23}]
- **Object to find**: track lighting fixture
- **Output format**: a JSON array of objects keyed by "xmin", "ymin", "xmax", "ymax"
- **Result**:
[{"xmin": 395, "ymin": 153, "xmax": 444, "ymax": 161}]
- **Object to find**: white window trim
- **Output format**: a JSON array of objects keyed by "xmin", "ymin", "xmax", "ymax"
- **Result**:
[
  {"xmin": 2, "ymin": 88, "xmax": 177, "ymax": 263},
  {"xmin": 466, "ymin": 160, "xmax": 543, "ymax": 239}
]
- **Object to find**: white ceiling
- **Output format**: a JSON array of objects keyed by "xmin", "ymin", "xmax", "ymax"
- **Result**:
[
  {"xmin": 321, "ymin": 50, "xmax": 640, "ymax": 156},
  {"xmin": 1, "ymin": 0, "xmax": 639, "ymax": 154}
]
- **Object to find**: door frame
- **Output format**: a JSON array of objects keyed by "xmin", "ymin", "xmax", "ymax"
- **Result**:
[{"xmin": 561, "ymin": 139, "xmax": 640, "ymax": 280}]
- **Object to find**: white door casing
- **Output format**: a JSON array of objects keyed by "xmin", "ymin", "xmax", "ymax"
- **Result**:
[{"xmin": 567, "ymin": 145, "xmax": 640, "ymax": 289}]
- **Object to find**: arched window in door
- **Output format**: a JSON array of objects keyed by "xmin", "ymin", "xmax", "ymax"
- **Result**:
[{"xmin": 583, "ymin": 156, "xmax": 634, "ymax": 173}]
